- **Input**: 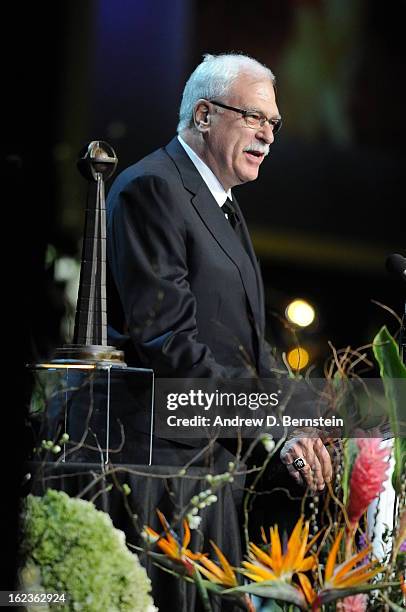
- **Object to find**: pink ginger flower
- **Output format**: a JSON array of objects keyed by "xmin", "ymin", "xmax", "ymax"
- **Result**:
[
  {"xmin": 337, "ymin": 594, "xmax": 368, "ymax": 611},
  {"xmin": 347, "ymin": 438, "xmax": 390, "ymax": 528}
]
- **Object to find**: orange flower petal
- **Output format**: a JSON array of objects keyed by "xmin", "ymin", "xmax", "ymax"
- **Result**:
[
  {"xmin": 144, "ymin": 526, "xmax": 159, "ymax": 538},
  {"xmin": 297, "ymin": 571, "xmax": 317, "ymax": 605},
  {"xmin": 249, "ymin": 542, "xmax": 275, "ymax": 570},
  {"xmin": 156, "ymin": 538, "xmax": 178, "ymax": 558},
  {"xmin": 182, "ymin": 519, "xmax": 191, "ymax": 550},
  {"xmin": 185, "ymin": 549, "xmax": 206, "ymax": 561},
  {"xmin": 297, "ymin": 556, "xmax": 316, "ymax": 572},
  {"xmin": 242, "ymin": 561, "xmax": 276, "ymax": 581},
  {"xmin": 295, "ymin": 520, "xmax": 310, "ymax": 566},
  {"xmin": 195, "ymin": 563, "xmax": 221, "ymax": 584},
  {"xmin": 199, "ymin": 556, "xmax": 228, "ymax": 581},
  {"xmin": 196, "ymin": 557, "xmax": 235, "ymax": 586},
  {"xmin": 325, "ymin": 529, "xmax": 343, "ymax": 582},
  {"xmin": 283, "ymin": 516, "xmax": 304, "ymax": 572},
  {"xmin": 196, "ymin": 564, "xmax": 223, "ymax": 584},
  {"xmin": 242, "ymin": 571, "xmax": 268, "ymax": 583},
  {"xmin": 333, "ymin": 566, "xmax": 382, "ymax": 589},
  {"xmin": 210, "ymin": 540, "xmax": 237, "ymax": 585},
  {"xmin": 270, "ymin": 525, "xmax": 282, "ymax": 573},
  {"xmin": 156, "ymin": 509, "xmax": 178, "ymax": 550},
  {"xmin": 334, "ymin": 546, "xmax": 372, "ymax": 581},
  {"xmin": 156, "ymin": 509, "xmax": 169, "ymax": 530}
]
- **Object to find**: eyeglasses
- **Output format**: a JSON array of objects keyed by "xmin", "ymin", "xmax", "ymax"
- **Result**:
[{"xmin": 210, "ymin": 100, "xmax": 282, "ymax": 134}]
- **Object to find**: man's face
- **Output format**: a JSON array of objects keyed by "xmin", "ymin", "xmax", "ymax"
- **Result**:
[{"xmin": 201, "ymin": 74, "xmax": 280, "ymax": 191}]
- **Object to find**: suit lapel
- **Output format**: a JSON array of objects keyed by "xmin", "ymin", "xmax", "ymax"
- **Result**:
[
  {"xmin": 232, "ymin": 195, "xmax": 265, "ymax": 334},
  {"xmin": 165, "ymin": 137, "xmax": 263, "ymax": 335}
]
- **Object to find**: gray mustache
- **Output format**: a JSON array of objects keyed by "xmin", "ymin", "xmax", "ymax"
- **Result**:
[{"xmin": 243, "ymin": 144, "xmax": 270, "ymax": 156}]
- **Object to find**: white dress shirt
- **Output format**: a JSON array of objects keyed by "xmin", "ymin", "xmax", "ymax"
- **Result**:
[{"xmin": 177, "ymin": 135, "xmax": 232, "ymax": 207}]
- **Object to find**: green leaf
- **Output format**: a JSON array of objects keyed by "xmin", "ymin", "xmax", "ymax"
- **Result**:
[
  {"xmin": 258, "ymin": 601, "xmax": 285, "ymax": 612},
  {"xmin": 223, "ymin": 580, "xmax": 307, "ymax": 610},
  {"xmin": 193, "ymin": 566, "xmax": 213, "ymax": 612},
  {"xmin": 261, "ymin": 603, "xmax": 283, "ymax": 612},
  {"xmin": 318, "ymin": 581, "xmax": 400, "ymax": 605},
  {"xmin": 372, "ymin": 325, "xmax": 406, "ymax": 492},
  {"xmin": 342, "ymin": 438, "xmax": 359, "ymax": 505}
]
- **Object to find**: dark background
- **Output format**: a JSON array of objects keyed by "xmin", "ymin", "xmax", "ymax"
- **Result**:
[
  {"xmin": 4, "ymin": 0, "xmax": 405, "ymax": 587},
  {"xmin": 12, "ymin": 0, "xmax": 405, "ymax": 371}
]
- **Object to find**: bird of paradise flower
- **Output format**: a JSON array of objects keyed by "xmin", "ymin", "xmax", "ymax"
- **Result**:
[
  {"xmin": 296, "ymin": 529, "xmax": 383, "ymax": 610},
  {"xmin": 145, "ymin": 511, "xmax": 255, "ymax": 610},
  {"xmin": 196, "ymin": 540, "xmax": 238, "ymax": 587},
  {"xmin": 217, "ymin": 517, "xmax": 388, "ymax": 611},
  {"xmin": 144, "ymin": 509, "xmax": 204, "ymax": 575},
  {"xmin": 195, "ymin": 541, "xmax": 259, "ymax": 611},
  {"xmin": 241, "ymin": 515, "xmax": 319, "ymax": 585}
]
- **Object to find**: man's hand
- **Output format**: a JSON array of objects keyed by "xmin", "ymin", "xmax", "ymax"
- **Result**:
[{"xmin": 280, "ymin": 437, "xmax": 333, "ymax": 492}]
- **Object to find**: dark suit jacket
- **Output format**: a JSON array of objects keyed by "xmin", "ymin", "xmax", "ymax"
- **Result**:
[
  {"xmin": 106, "ymin": 137, "xmax": 274, "ymax": 379},
  {"xmin": 105, "ymin": 139, "xmax": 298, "ymax": 531}
]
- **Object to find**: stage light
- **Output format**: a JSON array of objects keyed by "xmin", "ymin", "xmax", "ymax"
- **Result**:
[
  {"xmin": 286, "ymin": 299, "xmax": 315, "ymax": 327},
  {"xmin": 287, "ymin": 347, "xmax": 309, "ymax": 370}
]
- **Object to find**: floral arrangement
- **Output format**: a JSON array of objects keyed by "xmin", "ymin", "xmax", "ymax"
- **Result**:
[
  {"xmin": 139, "ymin": 326, "xmax": 406, "ymax": 611},
  {"xmin": 142, "ymin": 488, "xmax": 404, "ymax": 611},
  {"xmin": 23, "ymin": 327, "xmax": 405, "ymax": 611},
  {"xmin": 20, "ymin": 489, "xmax": 157, "ymax": 612}
]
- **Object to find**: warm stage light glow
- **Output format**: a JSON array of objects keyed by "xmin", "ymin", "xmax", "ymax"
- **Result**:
[
  {"xmin": 286, "ymin": 299, "xmax": 315, "ymax": 327},
  {"xmin": 287, "ymin": 347, "xmax": 310, "ymax": 370}
]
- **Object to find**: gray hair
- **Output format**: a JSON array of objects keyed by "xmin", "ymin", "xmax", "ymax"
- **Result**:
[{"xmin": 177, "ymin": 53, "xmax": 275, "ymax": 134}]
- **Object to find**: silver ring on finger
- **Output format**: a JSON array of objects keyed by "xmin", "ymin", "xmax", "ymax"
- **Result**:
[{"xmin": 293, "ymin": 457, "xmax": 307, "ymax": 471}]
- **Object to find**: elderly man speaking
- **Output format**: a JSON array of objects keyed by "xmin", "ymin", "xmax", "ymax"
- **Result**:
[{"xmin": 107, "ymin": 53, "xmax": 332, "ymax": 495}]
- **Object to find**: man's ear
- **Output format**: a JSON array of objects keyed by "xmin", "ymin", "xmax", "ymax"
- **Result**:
[{"xmin": 193, "ymin": 100, "xmax": 211, "ymax": 132}]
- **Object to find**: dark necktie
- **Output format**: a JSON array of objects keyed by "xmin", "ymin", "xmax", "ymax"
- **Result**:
[
  {"xmin": 222, "ymin": 198, "xmax": 241, "ymax": 232},
  {"xmin": 222, "ymin": 198, "xmax": 250, "ymax": 255}
]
